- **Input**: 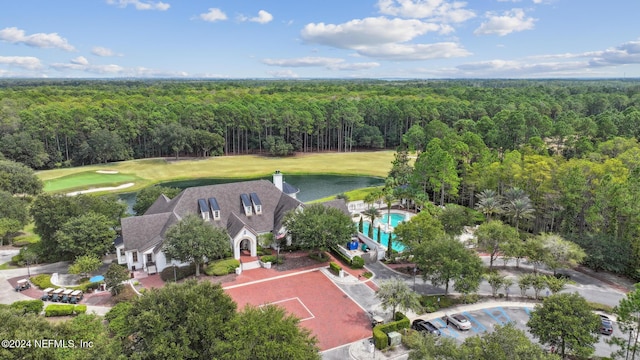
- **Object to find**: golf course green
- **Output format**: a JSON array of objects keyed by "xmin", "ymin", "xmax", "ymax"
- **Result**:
[{"xmin": 37, "ymin": 151, "xmax": 396, "ymax": 194}]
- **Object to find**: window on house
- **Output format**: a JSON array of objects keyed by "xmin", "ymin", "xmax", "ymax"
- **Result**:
[
  {"xmin": 146, "ymin": 253, "xmax": 153, "ymax": 263},
  {"xmin": 213, "ymin": 210, "xmax": 220, "ymax": 220},
  {"xmin": 132, "ymin": 252, "xmax": 138, "ymax": 262}
]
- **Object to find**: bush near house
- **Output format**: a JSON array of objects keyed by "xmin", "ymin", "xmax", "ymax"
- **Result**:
[
  {"xmin": 351, "ymin": 256, "xmax": 365, "ymax": 269},
  {"xmin": 259, "ymin": 255, "xmax": 284, "ymax": 265},
  {"xmin": 204, "ymin": 258, "xmax": 240, "ymax": 276},
  {"xmin": 74, "ymin": 305, "xmax": 87, "ymax": 314},
  {"xmin": 160, "ymin": 263, "xmax": 199, "ymax": 282},
  {"xmin": 10, "ymin": 300, "xmax": 43, "ymax": 315}
]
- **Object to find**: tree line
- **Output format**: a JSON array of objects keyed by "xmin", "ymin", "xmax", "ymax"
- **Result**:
[{"xmin": 1, "ymin": 79, "xmax": 640, "ymax": 168}]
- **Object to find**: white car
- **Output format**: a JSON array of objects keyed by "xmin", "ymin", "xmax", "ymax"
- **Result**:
[{"xmin": 445, "ymin": 312, "xmax": 472, "ymax": 331}]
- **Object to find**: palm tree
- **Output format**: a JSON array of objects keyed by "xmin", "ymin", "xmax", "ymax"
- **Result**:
[
  {"xmin": 382, "ymin": 189, "xmax": 395, "ymax": 231},
  {"xmin": 362, "ymin": 207, "xmax": 380, "ymax": 238},
  {"xmin": 475, "ymin": 189, "xmax": 503, "ymax": 221},
  {"xmin": 503, "ymin": 187, "xmax": 535, "ymax": 231}
]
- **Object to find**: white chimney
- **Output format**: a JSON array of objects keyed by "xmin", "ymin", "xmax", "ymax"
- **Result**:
[{"xmin": 273, "ymin": 170, "xmax": 283, "ymax": 192}]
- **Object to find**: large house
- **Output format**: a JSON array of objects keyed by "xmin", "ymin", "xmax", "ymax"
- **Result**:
[{"xmin": 116, "ymin": 171, "xmax": 306, "ymax": 274}]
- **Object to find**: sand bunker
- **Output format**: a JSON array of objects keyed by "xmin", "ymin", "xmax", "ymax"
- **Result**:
[
  {"xmin": 96, "ymin": 170, "xmax": 119, "ymax": 174},
  {"xmin": 67, "ymin": 182, "xmax": 135, "ymax": 196}
]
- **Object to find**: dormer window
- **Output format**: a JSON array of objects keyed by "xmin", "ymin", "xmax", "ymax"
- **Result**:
[
  {"xmin": 198, "ymin": 199, "xmax": 210, "ymax": 221},
  {"xmin": 250, "ymin": 192, "xmax": 262, "ymax": 215},
  {"xmin": 209, "ymin": 198, "xmax": 221, "ymax": 221},
  {"xmin": 240, "ymin": 194, "xmax": 252, "ymax": 216}
]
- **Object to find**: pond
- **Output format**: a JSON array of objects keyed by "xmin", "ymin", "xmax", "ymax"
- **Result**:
[{"xmin": 119, "ymin": 174, "xmax": 384, "ymax": 214}]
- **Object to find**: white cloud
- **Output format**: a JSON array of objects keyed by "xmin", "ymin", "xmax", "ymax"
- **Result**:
[
  {"xmin": 106, "ymin": 0, "xmax": 169, "ymax": 11},
  {"xmin": 0, "ymin": 27, "xmax": 75, "ymax": 51},
  {"xmin": 588, "ymin": 40, "xmax": 640, "ymax": 67},
  {"xmin": 92, "ymin": 46, "xmax": 117, "ymax": 57},
  {"xmin": 301, "ymin": 17, "xmax": 446, "ymax": 49},
  {"xmin": 262, "ymin": 56, "xmax": 379, "ymax": 71},
  {"xmin": 268, "ymin": 70, "xmax": 299, "ymax": 78},
  {"xmin": 239, "ymin": 10, "xmax": 273, "ymax": 24},
  {"xmin": 377, "ymin": 0, "xmax": 475, "ymax": 22},
  {"xmin": 0, "ymin": 56, "xmax": 42, "ymax": 69},
  {"xmin": 200, "ymin": 8, "xmax": 227, "ymax": 22},
  {"xmin": 70, "ymin": 56, "xmax": 89, "ymax": 65},
  {"xmin": 474, "ymin": 8, "xmax": 536, "ymax": 36},
  {"xmin": 262, "ymin": 57, "xmax": 344, "ymax": 67},
  {"xmin": 358, "ymin": 42, "xmax": 470, "ymax": 60}
]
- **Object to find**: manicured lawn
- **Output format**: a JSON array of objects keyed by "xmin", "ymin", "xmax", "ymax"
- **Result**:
[
  {"xmin": 43, "ymin": 171, "xmax": 139, "ymax": 192},
  {"xmin": 310, "ymin": 185, "xmax": 384, "ymax": 203},
  {"xmin": 38, "ymin": 151, "xmax": 395, "ymax": 194}
]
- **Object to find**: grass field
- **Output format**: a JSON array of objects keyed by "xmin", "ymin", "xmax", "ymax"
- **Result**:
[{"xmin": 37, "ymin": 151, "xmax": 396, "ymax": 194}]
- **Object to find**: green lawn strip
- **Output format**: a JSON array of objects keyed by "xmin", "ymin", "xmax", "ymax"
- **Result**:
[
  {"xmin": 38, "ymin": 151, "xmax": 395, "ymax": 194},
  {"xmin": 0, "ymin": 262, "xmax": 17, "ymax": 270},
  {"xmin": 12, "ymin": 223, "xmax": 41, "ymax": 246},
  {"xmin": 309, "ymin": 185, "xmax": 384, "ymax": 203},
  {"xmin": 43, "ymin": 171, "xmax": 139, "ymax": 193}
]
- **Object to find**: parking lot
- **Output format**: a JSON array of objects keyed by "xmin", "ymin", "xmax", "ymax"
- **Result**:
[{"xmin": 419, "ymin": 306, "xmax": 620, "ymax": 357}]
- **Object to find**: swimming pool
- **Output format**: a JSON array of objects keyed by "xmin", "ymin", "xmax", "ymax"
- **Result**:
[{"xmin": 360, "ymin": 212, "xmax": 409, "ymax": 252}]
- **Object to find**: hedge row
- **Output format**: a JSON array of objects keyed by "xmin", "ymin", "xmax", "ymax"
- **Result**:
[
  {"xmin": 160, "ymin": 263, "xmax": 198, "ymax": 282},
  {"xmin": 372, "ymin": 312, "xmax": 410, "ymax": 350},
  {"xmin": 205, "ymin": 259, "xmax": 240, "ymax": 276},
  {"xmin": 329, "ymin": 262, "xmax": 342, "ymax": 275},
  {"xmin": 330, "ymin": 246, "xmax": 365, "ymax": 269},
  {"xmin": 44, "ymin": 304, "xmax": 86, "ymax": 317},
  {"xmin": 10, "ymin": 300, "xmax": 43, "ymax": 315},
  {"xmin": 260, "ymin": 255, "xmax": 284, "ymax": 265}
]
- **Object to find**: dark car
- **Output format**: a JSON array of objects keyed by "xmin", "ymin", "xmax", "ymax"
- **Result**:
[
  {"xmin": 411, "ymin": 319, "xmax": 441, "ymax": 336},
  {"xmin": 600, "ymin": 314, "xmax": 614, "ymax": 335}
]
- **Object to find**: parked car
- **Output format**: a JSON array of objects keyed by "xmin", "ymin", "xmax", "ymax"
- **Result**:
[
  {"xmin": 445, "ymin": 312, "xmax": 472, "ymax": 331},
  {"xmin": 14, "ymin": 279, "xmax": 31, "ymax": 292},
  {"xmin": 600, "ymin": 314, "xmax": 614, "ymax": 335},
  {"xmin": 411, "ymin": 319, "xmax": 441, "ymax": 336}
]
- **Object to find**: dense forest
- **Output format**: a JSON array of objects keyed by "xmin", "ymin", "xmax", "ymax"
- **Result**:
[
  {"xmin": 1, "ymin": 79, "xmax": 639, "ymax": 167},
  {"xmin": 3, "ymin": 79, "xmax": 640, "ymax": 278}
]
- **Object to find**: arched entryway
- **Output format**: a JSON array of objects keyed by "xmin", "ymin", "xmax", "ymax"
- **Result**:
[{"xmin": 233, "ymin": 236, "xmax": 257, "ymax": 260}]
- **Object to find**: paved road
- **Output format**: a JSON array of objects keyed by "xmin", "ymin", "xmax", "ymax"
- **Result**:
[{"xmin": 323, "ymin": 257, "xmax": 630, "ymax": 359}]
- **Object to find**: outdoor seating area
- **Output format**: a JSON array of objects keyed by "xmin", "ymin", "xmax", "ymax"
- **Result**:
[{"xmin": 41, "ymin": 287, "xmax": 83, "ymax": 304}]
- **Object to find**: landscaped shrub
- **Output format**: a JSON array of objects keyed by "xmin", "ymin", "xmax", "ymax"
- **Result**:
[
  {"xmin": 329, "ymin": 262, "xmax": 342, "ymax": 275},
  {"xmin": 74, "ymin": 305, "xmax": 87, "ymax": 314},
  {"xmin": 204, "ymin": 258, "xmax": 240, "ymax": 276},
  {"xmin": 308, "ymin": 251, "xmax": 329, "ymax": 262},
  {"xmin": 160, "ymin": 263, "xmax": 197, "ymax": 282},
  {"xmin": 45, "ymin": 304, "xmax": 75, "ymax": 317},
  {"xmin": 260, "ymin": 255, "xmax": 284, "ymax": 265},
  {"xmin": 394, "ymin": 312, "xmax": 410, "ymax": 330},
  {"xmin": 373, "ymin": 325, "xmax": 388, "ymax": 350},
  {"xmin": 330, "ymin": 246, "xmax": 352, "ymax": 266},
  {"xmin": 79, "ymin": 282, "xmax": 101, "ymax": 293},
  {"xmin": 30, "ymin": 274, "xmax": 54, "ymax": 289},
  {"xmin": 588, "ymin": 302, "xmax": 614, "ymax": 313},
  {"xmin": 112, "ymin": 284, "xmax": 137, "ymax": 304},
  {"xmin": 10, "ymin": 300, "xmax": 43, "ymax": 315},
  {"xmin": 419, "ymin": 295, "xmax": 457, "ymax": 312},
  {"xmin": 351, "ymin": 256, "xmax": 365, "ymax": 269},
  {"xmin": 362, "ymin": 271, "xmax": 373, "ymax": 279},
  {"xmin": 11, "ymin": 254, "xmax": 23, "ymax": 266}
]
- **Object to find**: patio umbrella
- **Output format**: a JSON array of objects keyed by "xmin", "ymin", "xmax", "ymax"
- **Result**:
[{"xmin": 89, "ymin": 275, "xmax": 104, "ymax": 283}]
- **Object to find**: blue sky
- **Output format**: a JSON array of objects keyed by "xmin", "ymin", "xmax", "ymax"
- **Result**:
[{"xmin": 1, "ymin": 0, "xmax": 639, "ymax": 79}]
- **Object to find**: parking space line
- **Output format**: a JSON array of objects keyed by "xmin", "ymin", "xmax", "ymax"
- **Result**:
[
  {"xmin": 462, "ymin": 311, "xmax": 487, "ymax": 333},
  {"xmin": 523, "ymin": 307, "xmax": 532, "ymax": 316},
  {"xmin": 432, "ymin": 318, "xmax": 458, "ymax": 338},
  {"xmin": 482, "ymin": 307, "xmax": 512, "ymax": 325}
]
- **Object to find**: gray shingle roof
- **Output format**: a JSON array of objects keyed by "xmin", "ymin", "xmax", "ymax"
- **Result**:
[
  {"xmin": 121, "ymin": 179, "xmax": 303, "ymax": 254},
  {"xmin": 321, "ymin": 199, "xmax": 350, "ymax": 216}
]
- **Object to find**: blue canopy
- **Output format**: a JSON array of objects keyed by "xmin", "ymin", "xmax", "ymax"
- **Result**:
[{"xmin": 89, "ymin": 275, "xmax": 104, "ymax": 283}]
